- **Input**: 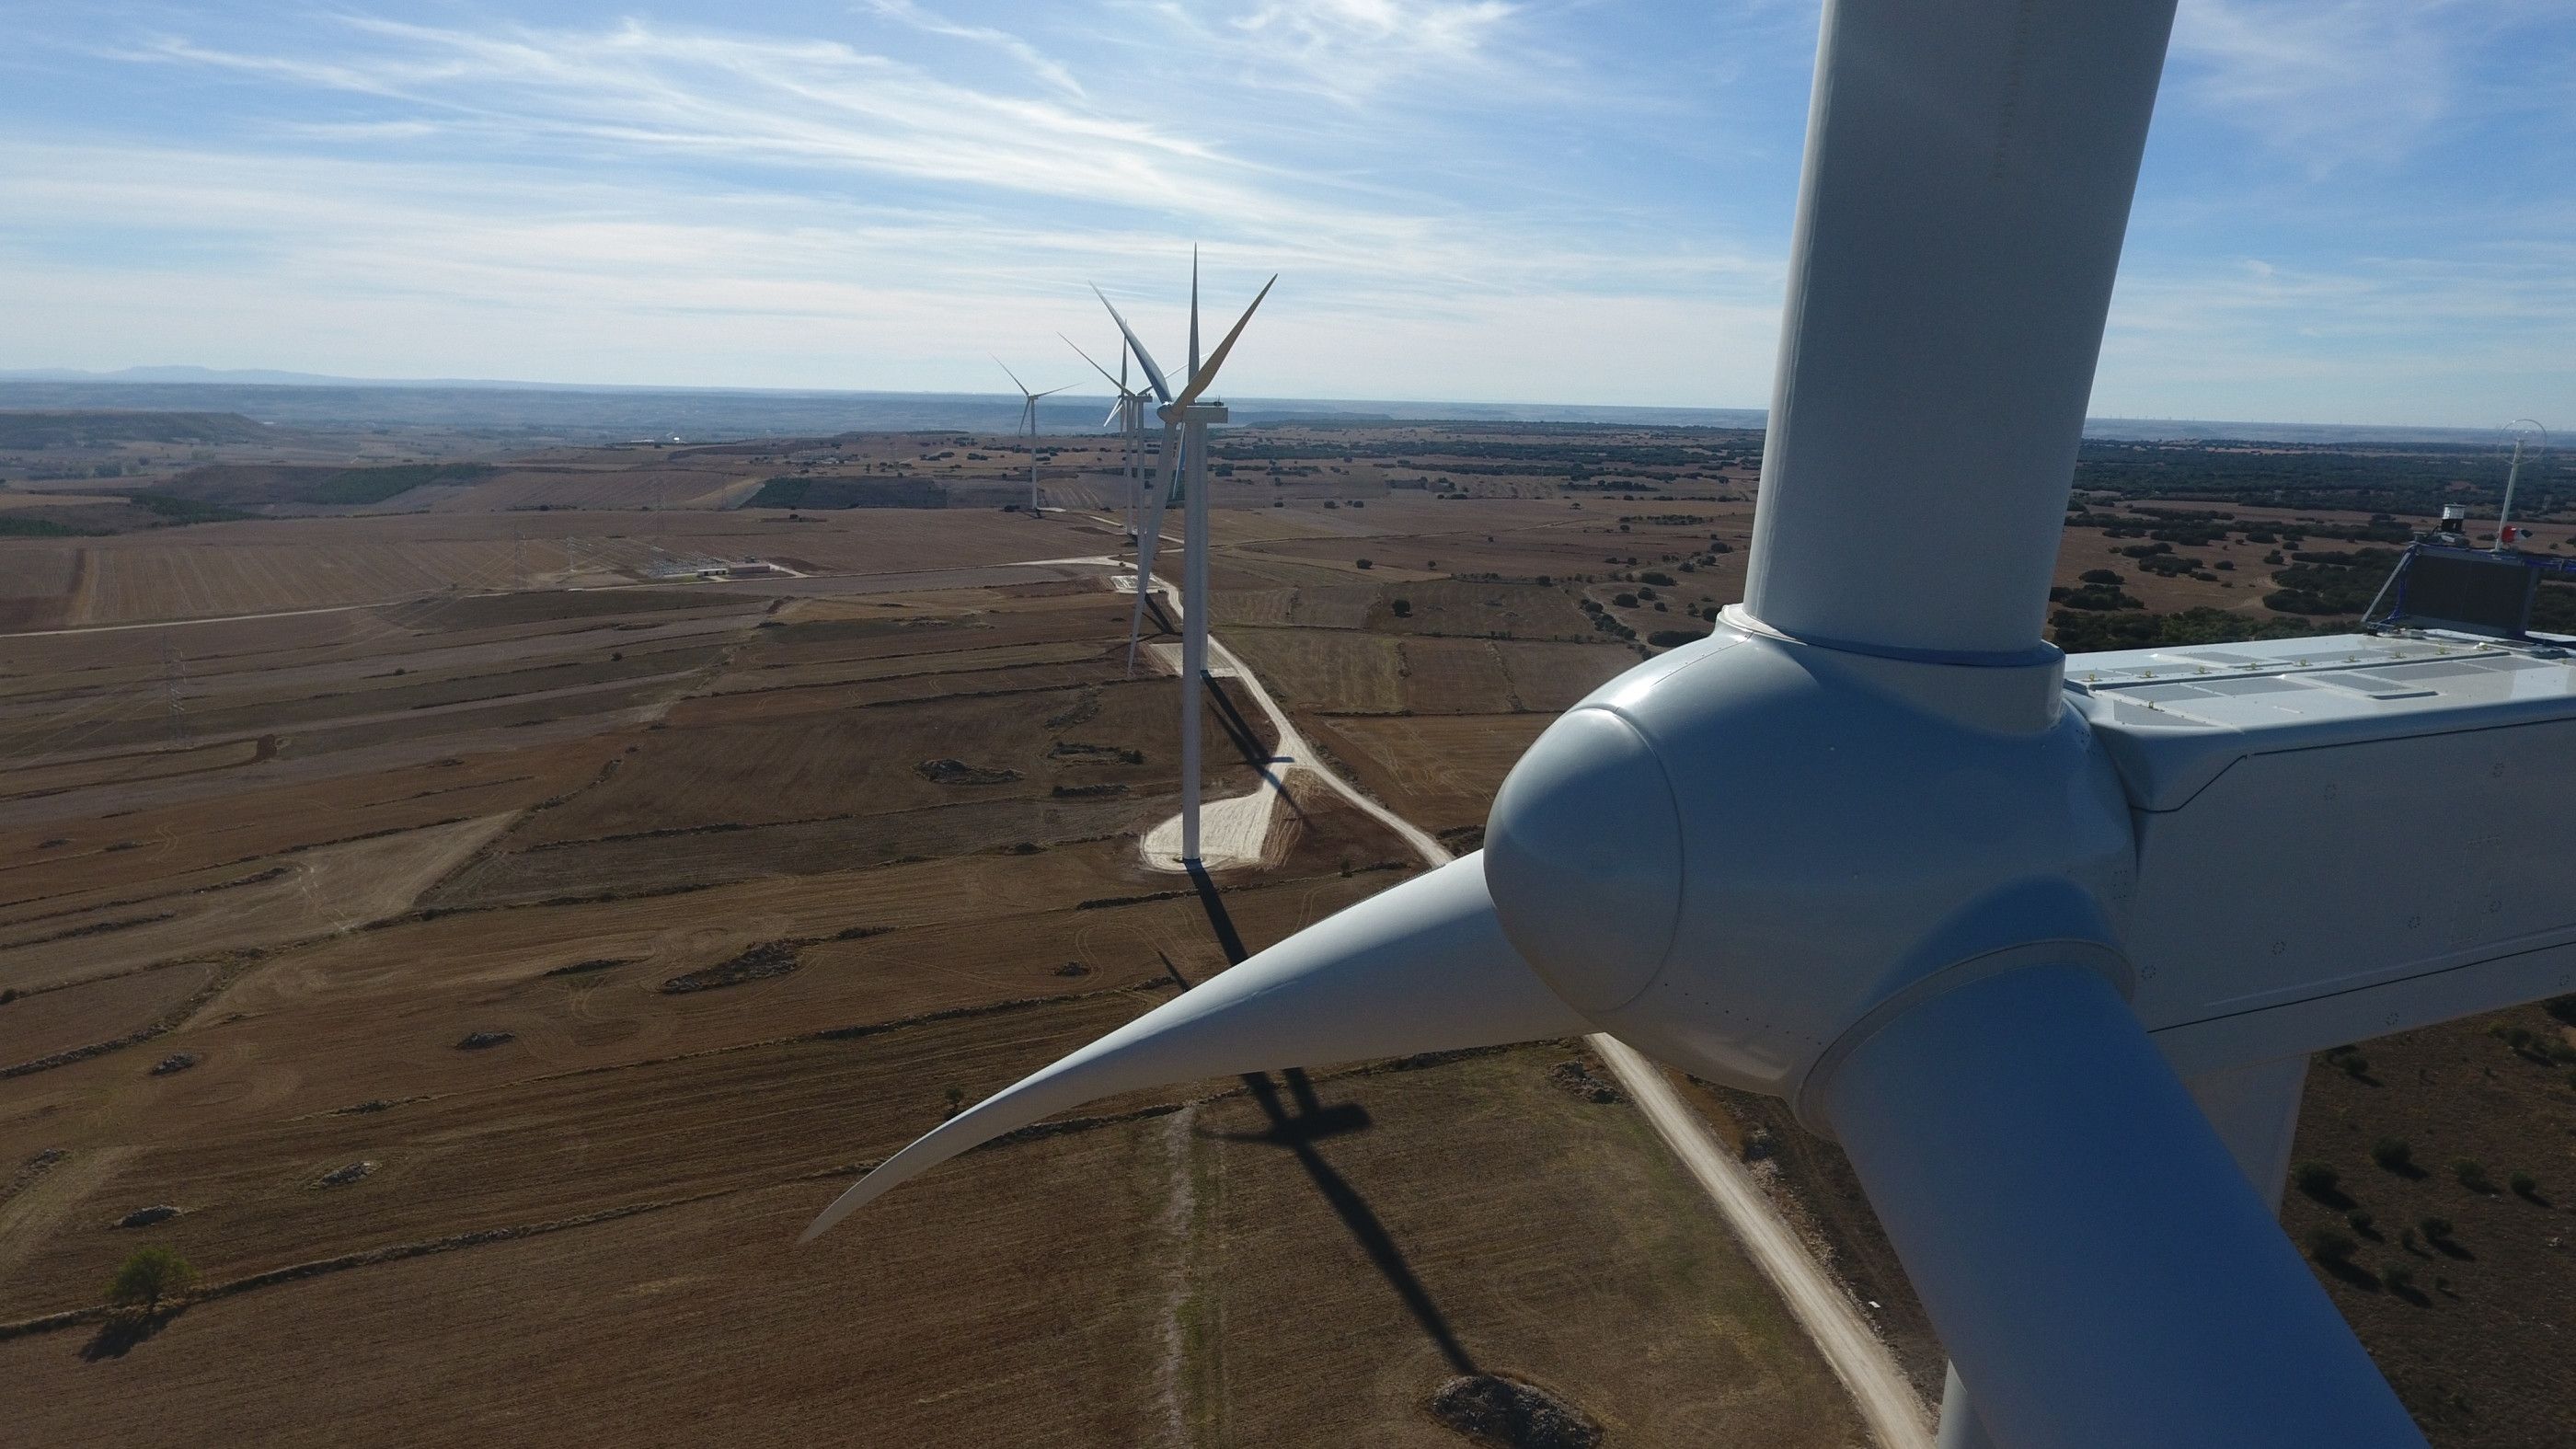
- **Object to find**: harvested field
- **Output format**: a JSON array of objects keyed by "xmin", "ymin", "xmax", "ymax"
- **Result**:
[
  {"xmin": 1308, "ymin": 714, "xmax": 1557, "ymax": 834},
  {"xmin": 504, "ymin": 676, "xmax": 1213, "ymax": 845},
  {"xmin": 1225, "ymin": 627, "xmax": 1405, "ymax": 713},
  {"xmin": 426, "ymin": 794, "xmax": 1155, "ymax": 907},
  {"xmin": 1175, "ymin": 1046, "xmax": 1864, "ymax": 1447},
  {"xmin": 0, "ymin": 736, "xmax": 265, "ymax": 801},
  {"xmin": 1397, "ymin": 638, "xmax": 1519, "ymax": 713},
  {"xmin": 0, "ymin": 814, "xmax": 515, "ymax": 994},
  {"xmin": 1493, "ymin": 640, "xmax": 1632, "ymax": 710},
  {"xmin": 0, "ymin": 959, "xmax": 219, "ymax": 1070}
]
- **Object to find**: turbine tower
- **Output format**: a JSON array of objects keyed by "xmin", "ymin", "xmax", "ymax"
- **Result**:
[
  {"xmin": 806, "ymin": 4, "xmax": 2574, "ymax": 1443},
  {"xmin": 993, "ymin": 359, "xmax": 1071, "ymax": 514},
  {"xmin": 1062, "ymin": 333, "xmax": 1156, "ymax": 579}
]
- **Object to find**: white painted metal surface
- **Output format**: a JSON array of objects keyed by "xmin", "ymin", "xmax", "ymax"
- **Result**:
[{"xmin": 1741, "ymin": 0, "xmax": 2177, "ymax": 661}]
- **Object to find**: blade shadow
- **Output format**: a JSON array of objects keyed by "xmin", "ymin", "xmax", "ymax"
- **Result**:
[{"xmin": 1179, "ymin": 862, "xmax": 1475, "ymax": 1376}]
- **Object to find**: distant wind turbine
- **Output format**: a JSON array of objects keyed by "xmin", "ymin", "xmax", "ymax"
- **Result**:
[
  {"xmin": 1092, "ymin": 263, "xmax": 1274, "ymax": 866},
  {"xmin": 1091, "ymin": 284, "xmax": 1178, "ymax": 674},
  {"xmin": 1061, "ymin": 332, "xmax": 1156, "ymax": 574},
  {"xmin": 993, "ymin": 358, "xmax": 1072, "ymax": 515}
]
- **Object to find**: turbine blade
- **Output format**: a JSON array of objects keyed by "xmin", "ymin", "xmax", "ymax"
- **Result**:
[
  {"xmin": 802, "ymin": 855, "xmax": 1585, "ymax": 1240},
  {"xmin": 1173, "ymin": 275, "xmax": 1276, "ymax": 408},
  {"xmin": 1125, "ymin": 419, "xmax": 1180, "ymax": 671},
  {"xmin": 1741, "ymin": 0, "xmax": 2177, "ymax": 658},
  {"xmin": 1822, "ymin": 963, "xmax": 2425, "ymax": 1449},
  {"xmin": 1060, "ymin": 333, "xmax": 1124, "ymax": 391},
  {"xmin": 991, "ymin": 355, "xmax": 1030, "ymax": 397},
  {"xmin": 1091, "ymin": 285, "xmax": 1172, "ymax": 404}
]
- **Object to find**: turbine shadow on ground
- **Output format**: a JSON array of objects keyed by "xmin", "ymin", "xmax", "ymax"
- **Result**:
[
  {"xmin": 1203, "ymin": 681, "xmax": 1303, "ymax": 811},
  {"xmin": 1179, "ymin": 862, "xmax": 1473, "ymax": 1376}
]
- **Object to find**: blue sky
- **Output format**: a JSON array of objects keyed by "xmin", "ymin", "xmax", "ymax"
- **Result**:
[{"xmin": 3, "ymin": 1, "xmax": 2570, "ymax": 425}]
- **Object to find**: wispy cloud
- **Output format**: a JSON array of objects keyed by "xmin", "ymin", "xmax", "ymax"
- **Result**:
[
  {"xmin": 2167, "ymin": 0, "xmax": 2569, "ymax": 169},
  {"xmin": 6, "ymin": 1, "xmax": 2572, "ymax": 422},
  {"xmin": 1230, "ymin": 0, "xmax": 1521, "ymax": 99},
  {"xmin": 858, "ymin": 0, "xmax": 1087, "ymax": 98}
]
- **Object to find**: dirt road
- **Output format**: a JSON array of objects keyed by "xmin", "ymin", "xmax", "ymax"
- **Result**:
[{"xmin": 1593, "ymin": 1036, "xmax": 1934, "ymax": 1449}]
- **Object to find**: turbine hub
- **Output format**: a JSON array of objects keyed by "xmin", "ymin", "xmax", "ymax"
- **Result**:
[
  {"xmin": 1484, "ymin": 707, "xmax": 1685, "ymax": 1015},
  {"xmin": 1484, "ymin": 624, "xmax": 2138, "ymax": 1118}
]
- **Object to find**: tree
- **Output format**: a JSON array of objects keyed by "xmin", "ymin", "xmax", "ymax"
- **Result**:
[
  {"xmin": 2370, "ymin": 1138, "xmax": 2413, "ymax": 1173},
  {"xmin": 108, "ymin": 1247, "xmax": 198, "ymax": 1315},
  {"xmin": 1389, "ymin": 599, "xmax": 1413, "ymax": 618}
]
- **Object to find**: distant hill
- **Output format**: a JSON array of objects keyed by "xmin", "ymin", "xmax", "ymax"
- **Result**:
[{"xmin": 0, "ymin": 409, "xmax": 272, "ymax": 447}]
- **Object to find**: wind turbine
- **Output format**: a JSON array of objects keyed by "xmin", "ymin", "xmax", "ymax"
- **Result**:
[
  {"xmin": 1061, "ymin": 333, "xmax": 1156, "ymax": 576},
  {"xmin": 1091, "ymin": 265, "xmax": 1275, "ymax": 866},
  {"xmin": 807, "ymin": 3, "xmax": 2573, "ymax": 1443},
  {"xmin": 993, "ymin": 359, "xmax": 1072, "ymax": 515},
  {"xmin": 1092, "ymin": 285, "xmax": 1177, "ymax": 674}
]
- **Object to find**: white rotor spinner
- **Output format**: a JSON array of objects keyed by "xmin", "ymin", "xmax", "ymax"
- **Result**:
[{"xmin": 1486, "ymin": 618, "xmax": 2136, "ymax": 1120}]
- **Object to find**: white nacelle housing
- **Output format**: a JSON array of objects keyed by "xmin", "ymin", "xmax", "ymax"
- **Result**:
[
  {"xmin": 2070, "ymin": 635, "xmax": 2576, "ymax": 1075},
  {"xmin": 1485, "ymin": 624, "xmax": 2576, "ymax": 1126}
]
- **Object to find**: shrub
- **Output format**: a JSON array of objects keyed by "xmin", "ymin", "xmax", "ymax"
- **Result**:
[
  {"xmin": 2337, "ymin": 1052, "xmax": 2370, "ymax": 1078},
  {"xmin": 2453, "ymin": 1159, "xmax": 2492, "ymax": 1192},
  {"xmin": 1612, "ymin": 592, "xmax": 1639, "ymax": 608},
  {"xmin": 2383, "ymin": 1262, "xmax": 2415, "ymax": 1293},
  {"xmin": 2370, "ymin": 1138, "xmax": 2413, "ymax": 1173},
  {"xmin": 108, "ymin": 1247, "xmax": 199, "ymax": 1314},
  {"xmin": 2290, "ymin": 1161, "xmax": 2340, "ymax": 1198},
  {"xmin": 1639, "ymin": 570, "xmax": 1675, "ymax": 586},
  {"xmin": 1388, "ymin": 598, "xmax": 1412, "ymax": 618},
  {"xmin": 2304, "ymin": 1225, "xmax": 2358, "ymax": 1263},
  {"xmin": 2418, "ymin": 1215, "xmax": 2454, "ymax": 1242},
  {"xmin": 2079, "ymin": 569, "xmax": 2124, "ymax": 586},
  {"xmin": 2345, "ymin": 1209, "xmax": 2375, "ymax": 1236},
  {"xmin": 2509, "ymin": 1170, "xmax": 2538, "ymax": 1198},
  {"xmin": 1354, "ymin": 558, "xmax": 1372, "ymax": 569}
]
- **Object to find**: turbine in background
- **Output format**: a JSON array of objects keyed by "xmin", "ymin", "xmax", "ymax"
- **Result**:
[
  {"xmin": 1092, "ymin": 284, "xmax": 1177, "ymax": 675},
  {"xmin": 1062, "ymin": 333, "xmax": 1156, "ymax": 579},
  {"xmin": 1164, "ymin": 272, "xmax": 1273, "ymax": 867},
  {"xmin": 993, "ymin": 358, "xmax": 1072, "ymax": 515},
  {"xmin": 1090, "ymin": 268, "xmax": 1272, "ymax": 866}
]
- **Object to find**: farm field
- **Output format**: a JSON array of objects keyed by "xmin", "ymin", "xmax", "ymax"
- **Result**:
[
  {"xmin": 0, "ymin": 447, "xmax": 1868, "ymax": 1448},
  {"xmin": 4, "ymin": 414, "xmax": 2572, "ymax": 1446}
]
